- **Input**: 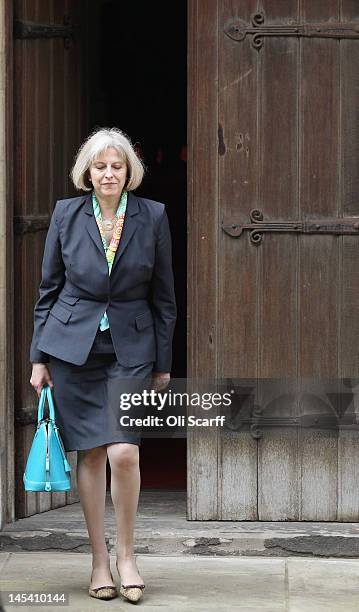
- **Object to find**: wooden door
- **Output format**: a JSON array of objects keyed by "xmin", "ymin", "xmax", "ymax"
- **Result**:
[
  {"xmin": 188, "ymin": 0, "xmax": 359, "ymax": 520},
  {"xmin": 13, "ymin": 0, "xmax": 90, "ymax": 517}
]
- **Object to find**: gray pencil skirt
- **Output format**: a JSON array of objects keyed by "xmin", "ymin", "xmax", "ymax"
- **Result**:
[{"xmin": 48, "ymin": 327, "xmax": 154, "ymax": 452}]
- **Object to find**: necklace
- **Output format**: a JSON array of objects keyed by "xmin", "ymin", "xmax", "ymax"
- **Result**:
[
  {"xmin": 100, "ymin": 216, "xmax": 116, "ymax": 231},
  {"xmin": 92, "ymin": 190, "xmax": 128, "ymax": 265}
]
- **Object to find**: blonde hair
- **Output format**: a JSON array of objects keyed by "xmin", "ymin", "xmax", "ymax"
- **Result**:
[{"xmin": 70, "ymin": 127, "xmax": 145, "ymax": 191}]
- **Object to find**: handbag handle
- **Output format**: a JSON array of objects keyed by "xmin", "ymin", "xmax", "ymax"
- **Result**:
[{"xmin": 37, "ymin": 385, "xmax": 56, "ymax": 423}]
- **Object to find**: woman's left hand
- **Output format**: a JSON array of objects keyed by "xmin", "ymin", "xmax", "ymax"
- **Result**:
[{"xmin": 151, "ymin": 372, "xmax": 171, "ymax": 391}]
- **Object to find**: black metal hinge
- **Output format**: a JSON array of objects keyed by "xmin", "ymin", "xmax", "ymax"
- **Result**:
[
  {"xmin": 14, "ymin": 215, "xmax": 50, "ymax": 235},
  {"xmin": 14, "ymin": 15, "xmax": 75, "ymax": 48},
  {"xmin": 222, "ymin": 210, "xmax": 359, "ymax": 245},
  {"xmin": 225, "ymin": 11, "xmax": 359, "ymax": 50}
]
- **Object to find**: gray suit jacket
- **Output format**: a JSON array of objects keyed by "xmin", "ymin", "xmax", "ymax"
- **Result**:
[{"xmin": 29, "ymin": 191, "xmax": 177, "ymax": 371}]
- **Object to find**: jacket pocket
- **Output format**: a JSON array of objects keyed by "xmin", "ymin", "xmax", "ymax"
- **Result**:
[
  {"xmin": 135, "ymin": 310, "xmax": 154, "ymax": 331},
  {"xmin": 49, "ymin": 302, "xmax": 72, "ymax": 324},
  {"xmin": 58, "ymin": 294, "xmax": 80, "ymax": 306}
]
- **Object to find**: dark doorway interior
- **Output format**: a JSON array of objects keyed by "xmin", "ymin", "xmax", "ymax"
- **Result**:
[{"xmin": 93, "ymin": 1, "xmax": 187, "ymax": 489}]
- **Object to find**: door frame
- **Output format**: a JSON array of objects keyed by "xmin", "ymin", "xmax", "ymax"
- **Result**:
[{"xmin": 0, "ymin": 0, "xmax": 15, "ymax": 529}]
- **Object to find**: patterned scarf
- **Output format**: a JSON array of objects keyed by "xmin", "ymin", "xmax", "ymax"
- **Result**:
[
  {"xmin": 92, "ymin": 190, "xmax": 128, "ymax": 331},
  {"xmin": 92, "ymin": 189, "xmax": 128, "ymax": 274}
]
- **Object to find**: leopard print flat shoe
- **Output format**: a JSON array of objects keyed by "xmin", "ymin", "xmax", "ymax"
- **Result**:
[
  {"xmin": 88, "ymin": 570, "xmax": 118, "ymax": 600},
  {"xmin": 116, "ymin": 560, "xmax": 145, "ymax": 603},
  {"xmin": 119, "ymin": 583, "xmax": 145, "ymax": 603}
]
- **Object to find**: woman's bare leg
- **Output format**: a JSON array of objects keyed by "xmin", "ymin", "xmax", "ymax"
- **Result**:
[
  {"xmin": 106, "ymin": 442, "xmax": 143, "ymax": 585},
  {"xmin": 77, "ymin": 446, "xmax": 115, "ymax": 589}
]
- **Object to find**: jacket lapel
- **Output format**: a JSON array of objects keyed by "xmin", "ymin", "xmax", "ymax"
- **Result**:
[
  {"xmin": 83, "ymin": 190, "xmax": 139, "ymax": 272},
  {"xmin": 83, "ymin": 192, "xmax": 105, "ymax": 260},
  {"xmin": 111, "ymin": 191, "xmax": 139, "ymax": 272}
]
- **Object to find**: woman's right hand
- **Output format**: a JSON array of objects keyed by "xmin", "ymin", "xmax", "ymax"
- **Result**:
[{"xmin": 30, "ymin": 364, "xmax": 54, "ymax": 397}]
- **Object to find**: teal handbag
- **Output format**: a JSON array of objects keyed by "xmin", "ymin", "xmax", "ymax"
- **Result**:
[{"xmin": 23, "ymin": 385, "xmax": 72, "ymax": 492}]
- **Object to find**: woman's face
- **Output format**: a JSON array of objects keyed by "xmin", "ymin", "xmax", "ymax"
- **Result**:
[{"xmin": 88, "ymin": 147, "xmax": 128, "ymax": 200}]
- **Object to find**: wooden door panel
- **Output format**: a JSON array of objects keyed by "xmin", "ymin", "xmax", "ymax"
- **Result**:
[
  {"xmin": 189, "ymin": 0, "xmax": 359, "ymax": 520},
  {"xmin": 14, "ymin": 0, "xmax": 89, "ymax": 518},
  {"xmin": 339, "ymin": 0, "xmax": 359, "ymax": 519},
  {"xmin": 187, "ymin": 0, "xmax": 220, "ymax": 520},
  {"xmin": 255, "ymin": 0, "xmax": 300, "ymax": 521},
  {"xmin": 219, "ymin": 0, "xmax": 258, "ymax": 379},
  {"xmin": 218, "ymin": 0, "xmax": 258, "ymax": 520}
]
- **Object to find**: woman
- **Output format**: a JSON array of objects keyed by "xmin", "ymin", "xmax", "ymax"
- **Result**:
[{"xmin": 29, "ymin": 127, "xmax": 177, "ymax": 603}]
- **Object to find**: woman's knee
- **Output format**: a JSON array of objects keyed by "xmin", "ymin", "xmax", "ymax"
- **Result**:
[
  {"xmin": 106, "ymin": 443, "xmax": 139, "ymax": 471},
  {"xmin": 77, "ymin": 445, "xmax": 107, "ymax": 467}
]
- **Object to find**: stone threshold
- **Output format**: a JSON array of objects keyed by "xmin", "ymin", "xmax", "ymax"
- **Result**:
[{"xmin": 2, "ymin": 490, "xmax": 359, "ymax": 558}]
